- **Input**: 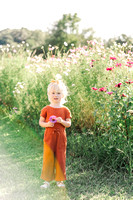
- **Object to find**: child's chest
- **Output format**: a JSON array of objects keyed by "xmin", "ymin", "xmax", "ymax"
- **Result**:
[{"xmin": 46, "ymin": 109, "xmax": 66, "ymax": 121}]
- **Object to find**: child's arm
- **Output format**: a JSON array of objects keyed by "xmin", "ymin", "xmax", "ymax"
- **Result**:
[
  {"xmin": 56, "ymin": 117, "xmax": 71, "ymax": 128},
  {"xmin": 39, "ymin": 117, "xmax": 54, "ymax": 128}
]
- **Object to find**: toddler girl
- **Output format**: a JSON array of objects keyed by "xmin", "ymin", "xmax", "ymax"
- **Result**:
[{"xmin": 39, "ymin": 80, "xmax": 71, "ymax": 188}]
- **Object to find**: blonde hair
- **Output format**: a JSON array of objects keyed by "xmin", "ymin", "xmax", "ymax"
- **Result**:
[{"xmin": 47, "ymin": 80, "xmax": 68, "ymax": 104}]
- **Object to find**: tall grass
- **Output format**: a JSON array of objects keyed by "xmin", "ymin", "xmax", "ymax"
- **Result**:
[{"xmin": 0, "ymin": 40, "xmax": 133, "ymax": 174}]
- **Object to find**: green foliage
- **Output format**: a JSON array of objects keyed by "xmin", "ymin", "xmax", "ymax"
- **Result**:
[
  {"xmin": 0, "ymin": 28, "xmax": 46, "ymax": 48},
  {"xmin": 0, "ymin": 40, "xmax": 133, "ymax": 174}
]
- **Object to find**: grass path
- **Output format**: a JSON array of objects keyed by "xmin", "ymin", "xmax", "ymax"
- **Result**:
[
  {"xmin": 0, "ymin": 139, "xmax": 39, "ymax": 200},
  {"xmin": 0, "ymin": 116, "xmax": 69, "ymax": 200},
  {"xmin": 0, "ymin": 114, "xmax": 133, "ymax": 200}
]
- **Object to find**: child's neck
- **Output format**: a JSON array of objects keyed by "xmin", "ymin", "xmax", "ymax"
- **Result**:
[{"xmin": 50, "ymin": 103, "xmax": 62, "ymax": 108}]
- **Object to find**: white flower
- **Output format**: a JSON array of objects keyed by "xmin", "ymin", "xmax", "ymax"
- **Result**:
[
  {"xmin": 16, "ymin": 89, "xmax": 20, "ymax": 94},
  {"xmin": 19, "ymin": 85, "xmax": 24, "ymax": 89},
  {"xmin": 127, "ymin": 110, "xmax": 133, "ymax": 114},
  {"xmin": 122, "ymin": 43, "xmax": 127, "ymax": 47},
  {"xmin": 17, "ymin": 82, "xmax": 21, "ymax": 85},
  {"xmin": 13, "ymin": 49, "xmax": 17, "ymax": 53},
  {"xmin": 64, "ymin": 42, "xmax": 68, "ymax": 46},
  {"xmin": 63, "ymin": 71, "xmax": 68, "ymax": 76}
]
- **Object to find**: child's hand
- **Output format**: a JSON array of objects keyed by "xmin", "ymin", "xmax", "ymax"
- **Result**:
[
  {"xmin": 47, "ymin": 121, "xmax": 54, "ymax": 127},
  {"xmin": 56, "ymin": 117, "xmax": 63, "ymax": 123}
]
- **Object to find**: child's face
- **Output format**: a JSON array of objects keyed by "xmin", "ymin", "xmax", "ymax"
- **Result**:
[{"xmin": 48, "ymin": 89, "xmax": 63, "ymax": 104}]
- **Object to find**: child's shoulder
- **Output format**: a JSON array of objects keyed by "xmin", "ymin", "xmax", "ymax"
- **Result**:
[
  {"xmin": 41, "ymin": 105, "xmax": 49, "ymax": 110},
  {"xmin": 62, "ymin": 106, "xmax": 70, "ymax": 111},
  {"xmin": 62, "ymin": 106, "xmax": 72, "ymax": 118}
]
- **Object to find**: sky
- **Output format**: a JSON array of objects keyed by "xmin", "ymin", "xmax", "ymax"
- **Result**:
[{"xmin": 1, "ymin": 0, "xmax": 133, "ymax": 40}]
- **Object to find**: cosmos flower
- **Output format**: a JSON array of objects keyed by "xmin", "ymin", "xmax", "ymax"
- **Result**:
[
  {"xmin": 115, "ymin": 63, "xmax": 122, "ymax": 67},
  {"xmin": 121, "ymin": 94, "xmax": 127, "ymax": 97},
  {"xmin": 49, "ymin": 115, "xmax": 57, "ymax": 123},
  {"xmin": 106, "ymin": 67, "xmax": 114, "ymax": 71},
  {"xmin": 115, "ymin": 83, "xmax": 122, "ymax": 88},
  {"xmin": 90, "ymin": 62, "xmax": 94, "ymax": 67},
  {"xmin": 98, "ymin": 87, "xmax": 107, "ymax": 92},
  {"xmin": 127, "ymin": 61, "xmax": 133, "ymax": 64},
  {"xmin": 126, "ymin": 61, "xmax": 133, "ymax": 67},
  {"xmin": 92, "ymin": 87, "xmax": 98, "ymax": 90},
  {"xmin": 125, "ymin": 80, "xmax": 133, "ymax": 84},
  {"xmin": 13, "ymin": 107, "xmax": 18, "ymax": 110},
  {"xmin": 106, "ymin": 92, "xmax": 113, "ymax": 95},
  {"xmin": 64, "ymin": 42, "xmax": 68, "ymax": 46},
  {"xmin": 110, "ymin": 57, "xmax": 117, "ymax": 60},
  {"xmin": 127, "ymin": 64, "xmax": 132, "ymax": 67}
]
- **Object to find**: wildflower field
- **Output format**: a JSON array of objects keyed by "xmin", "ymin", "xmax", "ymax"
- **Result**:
[{"xmin": 0, "ymin": 41, "xmax": 133, "ymax": 175}]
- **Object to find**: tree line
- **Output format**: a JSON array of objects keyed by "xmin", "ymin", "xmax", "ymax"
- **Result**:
[
  {"xmin": 0, "ymin": 13, "xmax": 133, "ymax": 56},
  {"xmin": 0, "ymin": 28, "xmax": 46, "ymax": 48}
]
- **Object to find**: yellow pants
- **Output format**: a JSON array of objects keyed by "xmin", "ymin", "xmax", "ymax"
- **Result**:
[{"xmin": 41, "ymin": 128, "xmax": 67, "ymax": 182}]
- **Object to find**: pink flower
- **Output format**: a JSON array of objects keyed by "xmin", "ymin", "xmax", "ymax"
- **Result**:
[
  {"xmin": 125, "ymin": 80, "xmax": 133, "ymax": 84},
  {"xmin": 106, "ymin": 92, "xmax": 113, "ymax": 95},
  {"xmin": 115, "ymin": 83, "xmax": 122, "ymax": 88},
  {"xmin": 126, "ymin": 64, "xmax": 132, "ymax": 68},
  {"xmin": 115, "ymin": 63, "xmax": 122, "ymax": 67},
  {"xmin": 121, "ymin": 94, "xmax": 127, "ymax": 97},
  {"xmin": 110, "ymin": 57, "xmax": 117, "ymax": 60},
  {"xmin": 98, "ymin": 87, "xmax": 107, "ymax": 92},
  {"xmin": 92, "ymin": 87, "xmax": 98, "ymax": 90},
  {"xmin": 69, "ymin": 49, "xmax": 76, "ymax": 53},
  {"xmin": 127, "ymin": 61, "xmax": 133, "ymax": 64},
  {"xmin": 49, "ymin": 115, "xmax": 57, "ymax": 123},
  {"xmin": 126, "ymin": 61, "xmax": 133, "ymax": 67},
  {"xmin": 90, "ymin": 62, "xmax": 94, "ymax": 67},
  {"xmin": 106, "ymin": 67, "xmax": 114, "ymax": 71},
  {"xmin": 89, "ymin": 40, "xmax": 96, "ymax": 45}
]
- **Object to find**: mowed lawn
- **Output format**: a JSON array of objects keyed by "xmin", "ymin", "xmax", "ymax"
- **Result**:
[{"xmin": 0, "ymin": 114, "xmax": 132, "ymax": 200}]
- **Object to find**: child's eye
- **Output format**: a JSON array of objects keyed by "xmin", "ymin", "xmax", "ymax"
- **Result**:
[{"xmin": 58, "ymin": 92, "xmax": 60, "ymax": 94}]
